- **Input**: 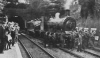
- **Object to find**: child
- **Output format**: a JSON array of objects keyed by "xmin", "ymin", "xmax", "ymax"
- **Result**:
[{"xmin": 7, "ymin": 31, "xmax": 12, "ymax": 49}]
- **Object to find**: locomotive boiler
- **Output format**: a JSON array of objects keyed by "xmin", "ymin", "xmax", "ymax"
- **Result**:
[
  {"xmin": 40, "ymin": 10, "xmax": 77, "ymax": 47},
  {"xmin": 28, "ymin": 10, "xmax": 77, "ymax": 48},
  {"xmin": 45, "ymin": 11, "xmax": 76, "ymax": 33}
]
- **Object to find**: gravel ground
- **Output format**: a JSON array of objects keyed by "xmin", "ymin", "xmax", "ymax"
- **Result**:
[
  {"xmin": 66, "ymin": 49, "xmax": 98, "ymax": 58},
  {"xmin": 45, "ymin": 48, "xmax": 76, "ymax": 58},
  {"xmin": 19, "ymin": 35, "xmax": 51, "ymax": 58},
  {"xmin": 94, "ymin": 47, "xmax": 100, "ymax": 51},
  {"xmin": 26, "ymin": 35, "xmax": 77, "ymax": 58},
  {"xmin": 26, "ymin": 33, "xmax": 100, "ymax": 58},
  {"xmin": 85, "ymin": 49, "xmax": 100, "ymax": 56}
]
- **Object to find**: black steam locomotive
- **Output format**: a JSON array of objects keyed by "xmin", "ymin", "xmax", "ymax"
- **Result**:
[{"xmin": 28, "ymin": 10, "xmax": 76, "ymax": 48}]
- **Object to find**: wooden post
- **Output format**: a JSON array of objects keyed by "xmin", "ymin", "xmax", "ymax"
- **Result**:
[
  {"xmin": 5, "ymin": 15, "xmax": 8, "ymax": 23},
  {"xmin": 40, "ymin": 16, "xmax": 44, "ymax": 31},
  {"xmin": 25, "ymin": 20, "xmax": 27, "ymax": 28}
]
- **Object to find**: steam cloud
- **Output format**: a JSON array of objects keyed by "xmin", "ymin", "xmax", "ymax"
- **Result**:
[{"xmin": 64, "ymin": 0, "xmax": 74, "ymax": 10}]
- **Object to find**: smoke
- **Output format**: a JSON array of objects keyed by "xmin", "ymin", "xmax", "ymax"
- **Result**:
[
  {"xmin": 55, "ymin": 12, "xmax": 60, "ymax": 19},
  {"xmin": 64, "ymin": 0, "xmax": 74, "ymax": 10}
]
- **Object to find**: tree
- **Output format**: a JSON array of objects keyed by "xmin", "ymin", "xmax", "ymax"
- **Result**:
[
  {"xmin": 79, "ymin": 0, "xmax": 95, "ymax": 19},
  {"xmin": 25, "ymin": 0, "xmax": 50, "ymax": 18},
  {"xmin": 26, "ymin": 0, "xmax": 64, "ymax": 18}
]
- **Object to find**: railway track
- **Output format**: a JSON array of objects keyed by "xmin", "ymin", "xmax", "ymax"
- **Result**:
[
  {"xmin": 18, "ymin": 38, "xmax": 33, "ymax": 58},
  {"xmin": 83, "ymin": 49, "xmax": 100, "ymax": 58},
  {"xmin": 59, "ymin": 48, "xmax": 99, "ymax": 58},
  {"xmin": 90, "ymin": 47, "xmax": 100, "ymax": 52},
  {"xmin": 21, "ymin": 33, "xmax": 82, "ymax": 58},
  {"xmin": 19, "ymin": 34, "xmax": 55, "ymax": 58},
  {"xmin": 21, "ymin": 32, "xmax": 100, "ymax": 58},
  {"xmin": 59, "ymin": 48, "xmax": 84, "ymax": 58}
]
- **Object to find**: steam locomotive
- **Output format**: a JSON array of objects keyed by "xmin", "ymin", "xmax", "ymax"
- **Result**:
[{"xmin": 28, "ymin": 10, "xmax": 76, "ymax": 48}]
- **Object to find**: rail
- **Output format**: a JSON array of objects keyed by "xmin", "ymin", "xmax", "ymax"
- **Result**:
[
  {"xmin": 18, "ymin": 38, "xmax": 33, "ymax": 58},
  {"xmin": 21, "ymin": 33, "xmax": 55, "ymax": 58},
  {"xmin": 59, "ymin": 48, "xmax": 84, "ymax": 58},
  {"xmin": 83, "ymin": 50, "xmax": 100, "ymax": 58}
]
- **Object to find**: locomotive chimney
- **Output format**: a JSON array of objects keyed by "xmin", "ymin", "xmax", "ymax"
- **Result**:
[
  {"xmin": 55, "ymin": 12, "xmax": 60, "ymax": 19},
  {"xmin": 65, "ymin": 10, "xmax": 70, "ymax": 16},
  {"xmin": 63, "ymin": 0, "xmax": 73, "ymax": 16}
]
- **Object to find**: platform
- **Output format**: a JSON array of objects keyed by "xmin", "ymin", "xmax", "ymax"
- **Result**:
[{"xmin": 0, "ymin": 43, "xmax": 23, "ymax": 58}]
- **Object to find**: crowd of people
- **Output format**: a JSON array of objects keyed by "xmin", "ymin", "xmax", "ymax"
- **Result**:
[
  {"xmin": 31, "ymin": 27, "xmax": 98, "ymax": 52},
  {"xmin": 72, "ymin": 28, "xmax": 98, "ymax": 52},
  {"xmin": 0, "ymin": 21, "xmax": 20, "ymax": 53}
]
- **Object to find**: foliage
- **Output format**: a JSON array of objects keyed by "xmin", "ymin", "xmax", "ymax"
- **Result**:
[
  {"xmin": 26, "ymin": 0, "xmax": 64, "ymax": 18},
  {"xmin": 3, "ymin": 0, "xmax": 64, "ymax": 19},
  {"xmin": 79, "ymin": 0, "xmax": 95, "ymax": 19},
  {"xmin": 94, "ymin": 1, "xmax": 100, "ymax": 19},
  {"xmin": 26, "ymin": 0, "xmax": 50, "ymax": 18},
  {"xmin": 4, "ymin": 3, "xmax": 28, "ymax": 9}
]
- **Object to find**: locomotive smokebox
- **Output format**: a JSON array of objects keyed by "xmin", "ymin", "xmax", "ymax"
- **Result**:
[{"xmin": 65, "ymin": 10, "xmax": 70, "ymax": 16}]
